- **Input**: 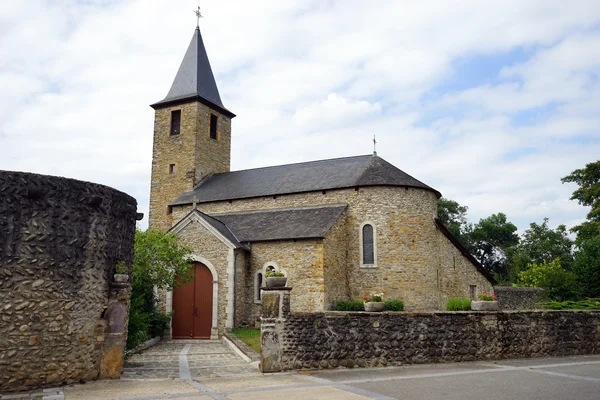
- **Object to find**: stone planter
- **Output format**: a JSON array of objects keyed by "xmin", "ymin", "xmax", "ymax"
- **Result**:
[
  {"xmin": 364, "ymin": 302, "xmax": 385, "ymax": 312},
  {"xmin": 266, "ymin": 277, "xmax": 287, "ymax": 288},
  {"xmin": 113, "ymin": 274, "xmax": 129, "ymax": 283},
  {"xmin": 471, "ymin": 300, "xmax": 499, "ymax": 311},
  {"xmin": 255, "ymin": 320, "xmax": 261, "ymax": 329}
]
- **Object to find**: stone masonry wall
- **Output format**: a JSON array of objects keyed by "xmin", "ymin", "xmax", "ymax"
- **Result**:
[
  {"xmin": 149, "ymin": 101, "xmax": 231, "ymax": 231},
  {"xmin": 0, "ymin": 171, "xmax": 138, "ymax": 392},
  {"xmin": 173, "ymin": 186, "xmax": 466, "ymax": 311},
  {"xmin": 322, "ymin": 210, "xmax": 350, "ymax": 308},
  {"xmin": 495, "ymin": 287, "xmax": 547, "ymax": 310},
  {"xmin": 260, "ymin": 290, "xmax": 600, "ymax": 372},
  {"xmin": 437, "ymin": 231, "xmax": 494, "ymax": 308},
  {"xmin": 249, "ymin": 240, "xmax": 325, "ymax": 316}
]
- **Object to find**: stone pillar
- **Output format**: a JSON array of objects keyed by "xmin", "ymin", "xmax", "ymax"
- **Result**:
[
  {"xmin": 99, "ymin": 276, "xmax": 132, "ymax": 379},
  {"xmin": 260, "ymin": 287, "xmax": 291, "ymax": 373}
]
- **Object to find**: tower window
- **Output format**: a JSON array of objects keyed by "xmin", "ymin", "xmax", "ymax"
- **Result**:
[
  {"xmin": 209, "ymin": 114, "xmax": 218, "ymax": 139},
  {"xmin": 169, "ymin": 164, "xmax": 175, "ymax": 174},
  {"xmin": 170, "ymin": 110, "xmax": 181, "ymax": 136}
]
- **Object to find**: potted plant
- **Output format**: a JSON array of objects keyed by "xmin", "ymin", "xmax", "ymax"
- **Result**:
[
  {"xmin": 265, "ymin": 270, "xmax": 287, "ymax": 288},
  {"xmin": 363, "ymin": 293, "xmax": 385, "ymax": 312},
  {"xmin": 471, "ymin": 291, "xmax": 499, "ymax": 311},
  {"xmin": 113, "ymin": 260, "xmax": 129, "ymax": 283},
  {"xmin": 255, "ymin": 315, "xmax": 261, "ymax": 329}
]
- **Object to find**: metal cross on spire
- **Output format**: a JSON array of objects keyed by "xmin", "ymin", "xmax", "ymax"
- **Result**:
[
  {"xmin": 194, "ymin": 5, "xmax": 203, "ymax": 27},
  {"xmin": 373, "ymin": 135, "xmax": 377, "ymax": 156}
]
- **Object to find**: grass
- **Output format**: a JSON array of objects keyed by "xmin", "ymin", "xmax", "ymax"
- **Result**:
[
  {"xmin": 230, "ymin": 328, "xmax": 261, "ymax": 353},
  {"xmin": 447, "ymin": 297, "xmax": 472, "ymax": 311},
  {"xmin": 538, "ymin": 298, "xmax": 600, "ymax": 310}
]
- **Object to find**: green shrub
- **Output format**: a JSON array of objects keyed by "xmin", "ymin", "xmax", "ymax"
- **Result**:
[
  {"xmin": 515, "ymin": 259, "xmax": 579, "ymax": 301},
  {"xmin": 384, "ymin": 299, "xmax": 405, "ymax": 311},
  {"xmin": 538, "ymin": 298, "xmax": 600, "ymax": 310},
  {"xmin": 446, "ymin": 297, "xmax": 472, "ymax": 311},
  {"xmin": 333, "ymin": 300, "xmax": 364, "ymax": 311}
]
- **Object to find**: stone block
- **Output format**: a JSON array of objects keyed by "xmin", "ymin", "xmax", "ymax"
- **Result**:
[
  {"xmin": 262, "ymin": 293, "xmax": 280, "ymax": 318},
  {"xmin": 471, "ymin": 301, "xmax": 499, "ymax": 311}
]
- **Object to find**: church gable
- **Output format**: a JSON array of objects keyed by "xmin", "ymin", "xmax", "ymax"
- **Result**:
[{"xmin": 170, "ymin": 209, "xmax": 242, "ymax": 250}]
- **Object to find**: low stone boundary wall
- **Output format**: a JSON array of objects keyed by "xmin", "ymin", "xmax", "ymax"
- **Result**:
[
  {"xmin": 260, "ymin": 288, "xmax": 600, "ymax": 372},
  {"xmin": 0, "ymin": 170, "xmax": 139, "ymax": 392},
  {"xmin": 494, "ymin": 286, "xmax": 547, "ymax": 310}
]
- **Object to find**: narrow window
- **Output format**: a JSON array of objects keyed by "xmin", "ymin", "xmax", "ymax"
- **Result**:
[
  {"xmin": 167, "ymin": 205, "xmax": 173, "ymax": 215},
  {"xmin": 362, "ymin": 224, "xmax": 374, "ymax": 265},
  {"xmin": 170, "ymin": 110, "xmax": 181, "ymax": 136},
  {"xmin": 209, "ymin": 114, "xmax": 218, "ymax": 139},
  {"xmin": 255, "ymin": 272, "xmax": 263, "ymax": 302},
  {"xmin": 169, "ymin": 164, "xmax": 175, "ymax": 174},
  {"xmin": 469, "ymin": 285, "xmax": 477, "ymax": 299}
]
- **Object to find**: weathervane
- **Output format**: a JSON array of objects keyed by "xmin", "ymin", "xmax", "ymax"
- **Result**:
[
  {"xmin": 373, "ymin": 135, "xmax": 377, "ymax": 156},
  {"xmin": 194, "ymin": 5, "xmax": 203, "ymax": 27}
]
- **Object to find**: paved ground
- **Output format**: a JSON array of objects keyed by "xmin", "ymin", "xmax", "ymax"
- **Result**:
[
  {"xmin": 122, "ymin": 340, "xmax": 259, "ymax": 380},
  {"xmin": 62, "ymin": 354, "xmax": 600, "ymax": 400},
  {"xmin": 4, "ymin": 347, "xmax": 600, "ymax": 399}
]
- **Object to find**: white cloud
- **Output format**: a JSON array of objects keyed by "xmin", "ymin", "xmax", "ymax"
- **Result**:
[{"xmin": 0, "ymin": 0, "xmax": 599, "ymax": 232}]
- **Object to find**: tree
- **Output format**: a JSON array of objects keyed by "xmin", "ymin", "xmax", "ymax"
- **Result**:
[
  {"xmin": 561, "ymin": 160, "xmax": 600, "ymax": 244},
  {"xmin": 506, "ymin": 218, "xmax": 574, "ymax": 282},
  {"xmin": 437, "ymin": 197, "xmax": 472, "ymax": 249},
  {"xmin": 515, "ymin": 258, "xmax": 578, "ymax": 301},
  {"xmin": 470, "ymin": 213, "xmax": 519, "ymax": 278},
  {"xmin": 128, "ymin": 229, "xmax": 193, "ymax": 349},
  {"xmin": 572, "ymin": 236, "xmax": 600, "ymax": 298}
]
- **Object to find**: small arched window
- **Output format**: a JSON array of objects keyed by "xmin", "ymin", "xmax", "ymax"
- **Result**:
[
  {"xmin": 361, "ymin": 223, "xmax": 375, "ymax": 266},
  {"xmin": 255, "ymin": 264, "xmax": 279, "ymax": 303}
]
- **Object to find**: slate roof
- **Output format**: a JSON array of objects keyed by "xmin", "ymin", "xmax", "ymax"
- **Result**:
[
  {"xmin": 203, "ymin": 204, "xmax": 347, "ymax": 243},
  {"xmin": 199, "ymin": 212, "xmax": 244, "ymax": 248},
  {"xmin": 172, "ymin": 154, "xmax": 441, "ymax": 206},
  {"xmin": 151, "ymin": 27, "xmax": 235, "ymax": 117}
]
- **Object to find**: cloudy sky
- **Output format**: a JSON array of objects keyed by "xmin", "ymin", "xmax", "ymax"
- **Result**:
[{"xmin": 1, "ymin": 0, "xmax": 599, "ymax": 232}]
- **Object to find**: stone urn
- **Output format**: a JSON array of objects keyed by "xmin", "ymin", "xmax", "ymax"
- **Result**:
[
  {"xmin": 266, "ymin": 276, "xmax": 287, "ymax": 288},
  {"xmin": 471, "ymin": 301, "xmax": 499, "ymax": 311},
  {"xmin": 364, "ymin": 302, "xmax": 385, "ymax": 312},
  {"xmin": 113, "ymin": 273, "xmax": 129, "ymax": 284}
]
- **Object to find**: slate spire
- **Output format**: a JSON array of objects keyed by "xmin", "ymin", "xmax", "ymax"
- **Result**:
[{"xmin": 151, "ymin": 26, "xmax": 234, "ymax": 117}]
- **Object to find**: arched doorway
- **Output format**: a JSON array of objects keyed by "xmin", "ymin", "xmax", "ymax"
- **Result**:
[{"xmin": 171, "ymin": 262, "xmax": 213, "ymax": 339}]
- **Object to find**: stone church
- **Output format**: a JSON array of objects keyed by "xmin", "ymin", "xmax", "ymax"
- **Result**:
[{"xmin": 149, "ymin": 26, "xmax": 495, "ymax": 340}]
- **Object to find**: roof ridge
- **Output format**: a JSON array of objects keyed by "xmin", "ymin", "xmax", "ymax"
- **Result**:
[
  {"xmin": 216, "ymin": 154, "xmax": 373, "ymax": 175},
  {"xmin": 194, "ymin": 209, "xmax": 244, "ymax": 245}
]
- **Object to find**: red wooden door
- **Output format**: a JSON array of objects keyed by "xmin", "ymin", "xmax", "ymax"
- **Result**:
[{"xmin": 172, "ymin": 262, "xmax": 213, "ymax": 339}]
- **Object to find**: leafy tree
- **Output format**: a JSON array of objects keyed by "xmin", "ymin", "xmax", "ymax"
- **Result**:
[
  {"xmin": 515, "ymin": 259, "xmax": 578, "ymax": 301},
  {"xmin": 561, "ymin": 160, "xmax": 600, "ymax": 244},
  {"xmin": 506, "ymin": 218, "xmax": 574, "ymax": 282},
  {"xmin": 470, "ymin": 213, "xmax": 519, "ymax": 278},
  {"xmin": 127, "ymin": 229, "xmax": 193, "ymax": 350},
  {"xmin": 437, "ymin": 197, "xmax": 472, "ymax": 248},
  {"xmin": 572, "ymin": 236, "xmax": 600, "ymax": 298}
]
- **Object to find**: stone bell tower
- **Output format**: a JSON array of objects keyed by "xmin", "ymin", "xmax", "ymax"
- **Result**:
[{"xmin": 148, "ymin": 25, "xmax": 235, "ymax": 231}]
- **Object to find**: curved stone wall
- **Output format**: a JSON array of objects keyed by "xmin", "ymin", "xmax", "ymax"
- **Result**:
[{"xmin": 0, "ymin": 170, "xmax": 138, "ymax": 393}]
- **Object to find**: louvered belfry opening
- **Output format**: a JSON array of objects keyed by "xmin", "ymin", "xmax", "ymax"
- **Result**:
[{"xmin": 170, "ymin": 110, "xmax": 181, "ymax": 136}]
